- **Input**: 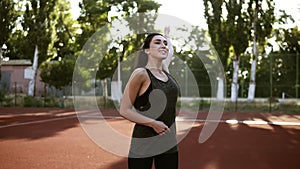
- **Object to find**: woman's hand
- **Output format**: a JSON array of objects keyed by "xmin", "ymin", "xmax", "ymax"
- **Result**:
[
  {"xmin": 148, "ymin": 120, "xmax": 170, "ymax": 135},
  {"xmin": 164, "ymin": 26, "xmax": 170, "ymax": 37},
  {"xmin": 162, "ymin": 26, "xmax": 173, "ymax": 73}
]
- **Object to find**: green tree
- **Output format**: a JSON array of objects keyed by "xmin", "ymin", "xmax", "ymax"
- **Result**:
[
  {"xmin": 203, "ymin": 0, "xmax": 230, "ymax": 68},
  {"xmin": 225, "ymin": 0, "xmax": 251, "ymax": 101},
  {"xmin": 203, "ymin": 0, "xmax": 232, "ymax": 100},
  {"xmin": 73, "ymin": 0, "xmax": 160, "ymax": 97},
  {"xmin": 40, "ymin": 58, "xmax": 75, "ymax": 89},
  {"xmin": 273, "ymin": 26, "xmax": 300, "ymax": 98},
  {"xmin": 5, "ymin": 0, "xmax": 78, "ymax": 95},
  {"xmin": 100, "ymin": 1, "xmax": 161, "ymax": 79},
  {"xmin": 39, "ymin": 0, "xmax": 78, "ymax": 91},
  {"xmin": 0, "ymin": 0, "xmax": 18, "ymax": 78},
  {"xmin": 247, "ymin": 0, "xmax": 275, "ymax": 101},
  {"xmin": 20, "ymin": 0, "xmax": 57, "ymax": 64},
  {"xmin": 173, "ymin": 26, "xmax": 213, "ymax": 97},
  {"xmin": 7, "ymin": 0, "xmax": 76, "ymax": 61},
  {"xmin": 48, "ymin": 0, "xmax": 77, "ymax": 60},
  {"xmin": 250, "ymin": 8, "xmax": 299, "ymax": 98},
  {"xmin": 7, "ymin": 0, "xmax": 58, "ymax": 95},
  {"xmin": 0, "ymin": 0, "xmax": 17, "ymax": 46},
  {"xmin": 203, "ymin": 0, "xmax": 275, "ymax": 100},
  {"xmin": 280, "ymin": 27, "xmax": 300, "ymax": 53}
]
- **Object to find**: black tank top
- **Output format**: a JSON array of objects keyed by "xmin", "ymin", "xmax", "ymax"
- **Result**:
[{"xmin": 129, "ymin": 68, "xmax": 180, "ymax": 157}]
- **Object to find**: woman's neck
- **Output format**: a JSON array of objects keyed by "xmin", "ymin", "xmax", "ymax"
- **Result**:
[
  {"xmin": 145, "ymin": 59, "xmax": 163, "ymax": 70},
  {"xmin": 145, "ymin": 63, "xmax": 163, "ymax": 74},
  {"xmin": 145, "ymin": 64, "xmax": 163, "ymax": 71}
]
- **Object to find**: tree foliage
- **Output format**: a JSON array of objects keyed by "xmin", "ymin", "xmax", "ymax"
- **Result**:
[
  {"xmin": 204, "ymin": 0, "xmax": 276, "ymax": 97},
  {"xmin": 40, "ymin": 58, "xmax": 75, "ymax": 89},
  {"xmin": 225, "ymin": 0, "xmax": 251, "ymax": 57},
  {"xmin": 247, "ymin": 0, "xmax": 275, "ymax": 50},
  {"xmin": 1, "ymin": 0, "xmax": 298, "ymax": 98},
  {"xmin": 204, "ymin": 0, "xmax": 275, "ymax": 66},
  {"xmin": 75, "ymin": 0, "xmax": 161, "ymax": 81},
  {"xmin": 203, "ymin": 0, "xmax": 230, "ymax": 68},
  {"xmin": 276, "ymin": 26, "xmax": 300, "ymax": 53},
  {"xmin": 21, "ymin": 0, "xmax": 57, "ymax": 64},
  {"xmin": 173, "ymin": 26, "xmax": 213, "ymax": 97},
  {"xmin": 0, "ymin": 0, "xmax": 18, "ymax": 46}
]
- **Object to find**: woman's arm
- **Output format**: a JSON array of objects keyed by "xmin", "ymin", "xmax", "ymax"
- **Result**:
[
  {"xmin": 162, "ymin": 26, "xmax": 174, "ymax": 73},
  {"xmin": 119, "ymin": 68, "xmax": 170, "ymax": 135}
]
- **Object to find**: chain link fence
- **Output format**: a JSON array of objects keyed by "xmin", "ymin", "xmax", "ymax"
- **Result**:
[{"xmin": 1, "ymin": 53, "xmax": 299, "ymax": 112}]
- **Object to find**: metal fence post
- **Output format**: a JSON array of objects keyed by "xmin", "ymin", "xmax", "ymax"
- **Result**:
[
  {"xmin": 269, "ymin": 53, "xmax": 273, "ymax": 113},
  {"xmin": 296, "ymin": 51, "xmax": 299, "ymax": 98},
  {"xmin": 14, "ymin": 82, "xmax": 17, "ymax": 106}
]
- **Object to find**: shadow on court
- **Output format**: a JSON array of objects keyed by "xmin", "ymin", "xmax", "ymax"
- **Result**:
[
  {"xmin": 0, "ymin": 107, "xmax": 78, "ymax": 140},
  {"xmin": 106, "ymin": 122, "xmax": 300, "ymax": 169},
  {"xmin": 179, "ymin": 122, "xmax": 300, "ymax": 169},
  {"xmin": 0, "ymin": 107, "xmax": 120, "ymax": 140}
]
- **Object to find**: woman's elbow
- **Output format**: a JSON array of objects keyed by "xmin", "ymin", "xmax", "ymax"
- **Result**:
[
  {"xmin": 119, "ymin": 106, "xmax": 125, "ymax": 115},
  {"xmin": 119, "ymin": 109, "xmax": 126, "ymax": 117},
  {"xmin": 119, "ymin": 105, "xmax": 129, "ymax": 118}
]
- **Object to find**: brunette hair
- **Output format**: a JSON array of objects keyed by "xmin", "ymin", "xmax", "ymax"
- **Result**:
[
  {"xmin": 141, "ymin": 33, "xmax": 164, "ymax": 49},
  {"xmin": 136, "ymin": 33, "xmax": 164, "ymax": 68}
]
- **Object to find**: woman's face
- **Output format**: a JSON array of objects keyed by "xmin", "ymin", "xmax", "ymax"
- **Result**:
[{"xmin": 145, "ymin": 35, "xmax": 169, "ymax": 60}]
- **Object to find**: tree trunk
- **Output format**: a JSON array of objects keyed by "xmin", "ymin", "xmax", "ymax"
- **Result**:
[
  {"xmin": 247, "ymin": 0, "xmax": 259, "ymax": 102},
  {"xmin": 248, "ymin": 59, "xmax": 257, "ymax": 101},
  {"xmin": 28, "ymin": 45, "xmax": 38, "ymax": 96},
  {"xmin": 248, "ymin": 22, "xmax": 258, "ymax": 101},
  {"xmin": 101, "ymin": 79, "xmax": 108, "ymax": 98},
  {"xmin": 231, "ymin": 56, "xmax": 240, "ymax": 102},
  {"xmin": 217, "ymin": 77, "xmax": 225, "ymax": 101}
]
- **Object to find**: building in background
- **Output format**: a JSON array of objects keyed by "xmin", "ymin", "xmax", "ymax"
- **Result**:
[{"xmin": 0, "ymin": 59, "xmax": 45, "ymax": 96}]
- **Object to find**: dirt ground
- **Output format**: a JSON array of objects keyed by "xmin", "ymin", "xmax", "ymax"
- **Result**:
[{"xmin": 0, "ymin": 107, "xmax": 300, "ymax": 169}]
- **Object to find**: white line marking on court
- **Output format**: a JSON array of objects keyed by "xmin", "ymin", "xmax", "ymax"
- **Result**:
[
  {"xmin": 242, "ymin": 120, "xmax": 300, "ymax": 126},
  {"xmin": 79, "ymin": 116, "xmax": 300, "ymax": 126},
  {"xmin": 176, "ymin": 118, "xmax": 300, "ymax": 126},
  {"xmin": 1, "ymin": 115, "xmax": 300, "ymax": 129}
]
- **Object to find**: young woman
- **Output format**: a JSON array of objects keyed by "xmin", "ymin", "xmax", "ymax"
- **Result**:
[{"xmin": 120, "ymin": 27, "xmax": 180, "ymax": 169}]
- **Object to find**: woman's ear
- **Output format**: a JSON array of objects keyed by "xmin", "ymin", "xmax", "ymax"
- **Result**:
[{"xmin": 144, "ymin": 49, "xmax": 150, "ymax": 54}]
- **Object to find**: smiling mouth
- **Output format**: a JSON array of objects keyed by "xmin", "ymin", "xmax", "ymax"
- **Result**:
[{"xmin": 159, "ymin": 50, "xmax": 168, "ymax": 55}]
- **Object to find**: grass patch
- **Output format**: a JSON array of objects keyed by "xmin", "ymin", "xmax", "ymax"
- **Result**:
[
  {"xmin": 1, "ymin": 95, "xmax": 299, "ymax": 114},
  {"xmin": 178, "ymin": 98, "xmax": 300, "ymax": 114}
]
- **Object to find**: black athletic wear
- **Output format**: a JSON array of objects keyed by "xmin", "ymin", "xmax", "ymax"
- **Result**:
[{"xmin": 128, "ymin": 68, "xmax": 180, "ymax": 169}]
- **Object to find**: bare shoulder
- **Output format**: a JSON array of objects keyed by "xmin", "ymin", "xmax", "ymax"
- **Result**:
[{"xmin": 130, "ymin": 68, "xmax": 148, "ymax": 80}]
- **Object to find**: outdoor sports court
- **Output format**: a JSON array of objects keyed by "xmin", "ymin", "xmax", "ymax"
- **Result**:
[{"xmin": 1, "ymin": 107, "xmax": 300, "ymax": 169}]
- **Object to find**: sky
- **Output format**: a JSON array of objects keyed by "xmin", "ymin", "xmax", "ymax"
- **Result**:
[
  {"xmin": 158, "ymin": 0, "xmax": 299, "ymax": 28},
  {"xmin": 70, "ymin": 0, "xmax": 205, "ymax": 26},
  {"xmin": 70, "ymin": 0, "xmax": 300, "ymax": 29}
]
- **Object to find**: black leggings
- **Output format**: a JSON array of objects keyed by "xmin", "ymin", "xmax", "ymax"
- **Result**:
[{"xmin": 128, "ymin": 152, "xmax": 178, "ymax": 169}]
